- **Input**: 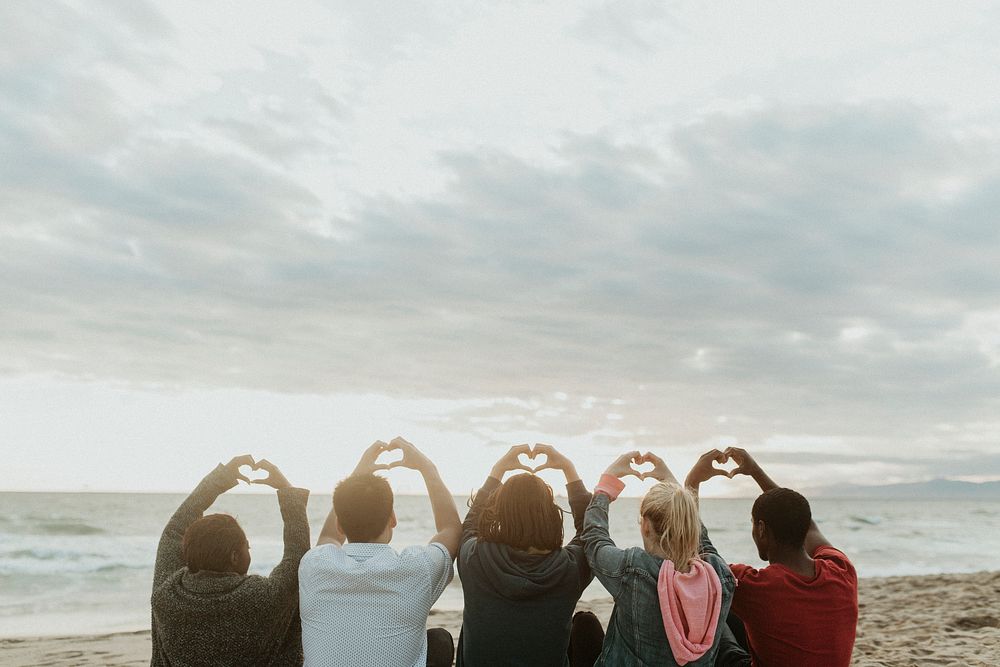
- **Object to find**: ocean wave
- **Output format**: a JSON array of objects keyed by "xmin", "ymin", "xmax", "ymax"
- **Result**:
[
  {"xmin": 35, "ymin": 521, "xmax": 106, "ymax": 535},
  {"xmin": 0, "ymin": 547, "xmax": 149, "ymax": 575}
]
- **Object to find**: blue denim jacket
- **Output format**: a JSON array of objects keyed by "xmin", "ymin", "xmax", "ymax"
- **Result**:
[{"xmin": 581, "ymin": 493, "xmax": 736, "ymax": 667}]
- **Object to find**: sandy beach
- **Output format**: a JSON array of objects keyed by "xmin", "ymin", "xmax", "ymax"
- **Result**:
[{"xmin": 3, "ymin": 571, "xmax": 998, "ymax": 667}]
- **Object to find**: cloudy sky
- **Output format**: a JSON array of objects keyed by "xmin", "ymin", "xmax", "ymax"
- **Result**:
[{"xmin": 3, "ymin": 0, "xmax": 1000, "ymax": 494}]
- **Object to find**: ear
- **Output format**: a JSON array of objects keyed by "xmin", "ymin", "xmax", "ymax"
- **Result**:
[
  {"xmin": 390, "ymin": 510, "xmax": 398, "ymax": 529},
  {"xmin": 639, "ymin": 515, "xmax": 653, "ymax": 538}
]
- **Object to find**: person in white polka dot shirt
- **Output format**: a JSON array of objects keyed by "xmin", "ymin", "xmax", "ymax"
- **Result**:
[{"xmin": 299, "ymin": 437, "xmax": 462, "ymax": 666}]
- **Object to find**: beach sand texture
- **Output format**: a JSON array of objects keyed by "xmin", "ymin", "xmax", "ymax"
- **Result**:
[{"xmin": 2, "ymin": 571, "xmax": 998, "ymax": 667}]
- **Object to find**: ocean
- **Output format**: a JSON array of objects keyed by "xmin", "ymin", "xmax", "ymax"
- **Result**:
[{"xmin": 2, "ymin": 491, "xmax": 998, "ymax": 638}]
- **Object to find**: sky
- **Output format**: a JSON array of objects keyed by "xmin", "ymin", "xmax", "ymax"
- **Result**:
[{"xmin": 3, "ymin": 0, "xmax": 1000, "ymax": 495}]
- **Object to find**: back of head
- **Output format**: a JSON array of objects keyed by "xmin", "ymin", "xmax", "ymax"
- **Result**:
[
  {"xmin": 478, "ymin": 473, "xmax": 563, "ymax": 551},
  {"xmin": 751, "ymin": 487, "xmax": 811, "ymax": 548},
  {"xmin": 182, "ymin": 513, "xmax": 247, "ymax": 574},
  {"xmin": 640, "ymin": 482, "xmax": 701, "ymax": 572},
  {"xmin": 333, "ymin": 473, "xmax": 394, "ymax": 543}
]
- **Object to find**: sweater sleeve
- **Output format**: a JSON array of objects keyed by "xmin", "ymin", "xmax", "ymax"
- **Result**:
[
  {"xmin": 264, "ymin": 487, "xmax": 311, "ymax": 605},
  {"xmin": 565, "ymin": 480, "xmax": 593, "ymax": 547},
  {"xmin": 153, "ymin": 465, "xmax": 235, "ymax": 590},
  {"xmin": 461, "ymin": 476, "xmax": 501, "ymax": 547}
]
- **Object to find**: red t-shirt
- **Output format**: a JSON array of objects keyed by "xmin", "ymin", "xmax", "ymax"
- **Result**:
[{"xmin": 730, "ymin": 546, "xmax": 858, "ymax": 667}]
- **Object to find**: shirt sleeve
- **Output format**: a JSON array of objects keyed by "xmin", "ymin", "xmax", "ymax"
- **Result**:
[
  {"xmin": 729, "ymin": 562, "xmax": 754, "ymax": 580},
  {"xmin": 813, "ymin": 546, "xmax": 857, "ymax": 580},
  {"xmin": 424, "ymin": 542, "xmax": 455, "ymax": 602},
  {"xmin": 728, "ymin": 563, "xmax": 755, "ymax": 617}
]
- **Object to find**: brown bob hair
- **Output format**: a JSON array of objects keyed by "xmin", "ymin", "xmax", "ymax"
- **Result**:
[
  {"xmin": 333, "ymin": 473, "xmax": 394, "ymax": 543},
  {"xmin": 182, "ymin": 513, "xmax": 247, "ymax": 573},
  {"xmin": 477, "ymin": 473, "xmax": 564, "ymax": 551}
]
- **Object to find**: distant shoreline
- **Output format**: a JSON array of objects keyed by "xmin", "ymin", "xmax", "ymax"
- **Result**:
[
  {"xmin": 4, "ymin": 482, "xmax": 1000, "ymax": 500},
  {"xmin": 3, "ymin": 572, "xmax": 999, "ymax": 666}
]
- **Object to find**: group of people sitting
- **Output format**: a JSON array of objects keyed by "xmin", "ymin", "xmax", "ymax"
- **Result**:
[{"xmin": 150, "ymin": 438, "xmax": 858, "ymax": 666}]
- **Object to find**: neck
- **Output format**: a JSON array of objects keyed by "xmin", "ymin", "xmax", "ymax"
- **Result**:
[{"xmin": 768, "ymin": 545, "xmax": 814, "ymax": 576}]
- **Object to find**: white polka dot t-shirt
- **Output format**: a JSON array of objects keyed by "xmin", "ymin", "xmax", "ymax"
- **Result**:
[{"xmin": 299, "ymin": 542, "xmax": 454, "ymax": 666}]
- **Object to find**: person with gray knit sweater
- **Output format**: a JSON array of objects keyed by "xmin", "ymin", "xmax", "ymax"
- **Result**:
[{"xmin": 150, "ymin": 455, "xmax": 311, "ymax": 666}]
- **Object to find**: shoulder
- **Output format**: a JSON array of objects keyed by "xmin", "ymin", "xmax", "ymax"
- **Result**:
[
  {"xmin": 299, "ymin": 544, "xmax": 340, "ymax": 572},
  {"xmin": 150, "ymin": 568, "xmax": 185, "ymax": 602},
  {"xmin": 813, "ymin": 546, "xmax": 857, "ymax": 580},
  {"xmin": 621, "ymin": 546, "xmax": 659, "ymax": 576},
  {"xmin": 702, "ymin": 553, "xmax": 736, "ymax": 590},
  {"xmin": 729, "ymin": 562, "xmax": 761, "ymax": 582},
  {"xmin": 401, "ymin": 543, "xmax": 452, "ymax": 567}
]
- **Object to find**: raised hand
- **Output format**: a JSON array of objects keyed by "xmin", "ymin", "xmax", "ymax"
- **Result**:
[
  {"xmin": 384, "ymin": 436, "xmax": 435, "ymax": 473},
  {"xmin": 249, "ymin": 459, "xmax": 292, "ymax": 490},
  {"xmin": 531, "ymin": 443, "xmax": 579, "ymax": 480},
  {"xmin": 604, "ymin": 451, "xmax": 645, "ymax": 480},
  {"xmin": 684, "ymin": 449, "xmax": 730, "ymax": 489},
  {"xmin": 723, "ymin": 446, "xmax": 760, "ymax": 479},
  {"xmin": 352, "ymin": 440, "xmax": 394, "ymax": 476},
  {"xmin": 638, "ymin": 451, "xmax": 678, "ymax": 484},
  {"xmin": 221, "ymin": 454, "xmax": 256, "ymax": 484},
  {"xmin": 489, "ymin": 444, "xmax": 535, "ymax": 480},
  {"xmin": 723, "ymin": 446, "xmax": 778, "ymax": 492}
]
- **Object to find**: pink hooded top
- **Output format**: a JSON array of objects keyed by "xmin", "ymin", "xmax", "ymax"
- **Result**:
[{"xmin": 657, "ymin": 558, "xmax": 723, "ymax": 665}]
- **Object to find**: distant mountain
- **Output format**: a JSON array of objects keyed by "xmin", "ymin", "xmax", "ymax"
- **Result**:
[{"xmin": 807, "ymin": 478, "xmax": 1000, "ymax": 499}]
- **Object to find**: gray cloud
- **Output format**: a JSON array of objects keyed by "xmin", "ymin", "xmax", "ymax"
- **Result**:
[{"xmin": 3, "ymin": 2, "xmax": 1000, "ymax": 482}]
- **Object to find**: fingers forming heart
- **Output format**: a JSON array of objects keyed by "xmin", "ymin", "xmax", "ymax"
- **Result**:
[
  {"xmin": 238, "ymin": 464, "xmax": 268, "ymax": 483},
  {"xmin": 374, "ymin": 446, "xmax": 403, "ymax": 468},
  {"xmin": 518, "ymin": 448, "xmax": 548, "ymax": 472},
  {"xmin": 710, "ymin": 452, "xmax": 741, "ymax": 478},
  {"xmin": 630, "ymin": 457, "xmax": 655, "ymax": 479}
]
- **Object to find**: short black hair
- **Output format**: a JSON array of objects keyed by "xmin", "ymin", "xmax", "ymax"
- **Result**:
[
  {"xmin": 751, "ymin": 487, "xmax": 811, "ymax": 547},
  {"xmin": 333, "ymin": 474, "xmax": 394, "ymax": 542}
]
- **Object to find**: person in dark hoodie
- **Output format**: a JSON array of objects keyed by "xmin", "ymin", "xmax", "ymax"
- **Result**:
[
  {"xmin": 150, "ymin": 455, "xmax": 310, "ymax": 667},
  {"xmin": 581, "ymin": 450, "xmax": 736, "ymax": 667},
  {"xmin": 457, "ymin": 443, "xmax": 602, "ymax": 667}
]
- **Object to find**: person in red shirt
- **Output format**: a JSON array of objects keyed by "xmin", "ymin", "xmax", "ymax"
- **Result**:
[{"xmin": 713, "ymin": 447, "xmax": 858, "ymax": 667}]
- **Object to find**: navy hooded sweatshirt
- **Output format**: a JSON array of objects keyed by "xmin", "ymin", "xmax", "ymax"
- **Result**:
[{"xmin": 456, "ymin": 475, "xmax": 594, "ymax": 666}]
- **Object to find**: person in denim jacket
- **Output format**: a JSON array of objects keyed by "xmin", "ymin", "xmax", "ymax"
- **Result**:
[{"xmin": 581, "ymin": 450, "xmax": 737, "ymax": 666}]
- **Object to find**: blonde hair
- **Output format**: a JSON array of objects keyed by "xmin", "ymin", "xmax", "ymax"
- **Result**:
[{"xmin": 640, "ymin": 482, "xmax": 701, "ymax": 573}]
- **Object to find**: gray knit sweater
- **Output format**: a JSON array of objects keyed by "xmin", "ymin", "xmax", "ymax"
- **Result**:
[{"xmin": 150, "ymin": 465, "xmax": 311, "ymax": 666}]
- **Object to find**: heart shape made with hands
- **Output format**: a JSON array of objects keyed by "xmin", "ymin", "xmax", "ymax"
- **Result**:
[
  {"xmin": 517, "ymin": 448, "xmax": 548, "ymax": 472},
  {"xmin": 709, "ymin": 452, "xmax": 741, "ymax": 479},
  {"xmin": 374, "ymin": 445, "xmax": 404, "ymax": 468},
  {"xmin": 238, "ymin": 463, "xmax": 269, "ymax": 483},
  {"xmin": 630, "ymin": 456, "xmax": 655, "ymax": 479}
]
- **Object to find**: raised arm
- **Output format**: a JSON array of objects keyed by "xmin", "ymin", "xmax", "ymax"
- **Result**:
[
  {"xmin": 247, "ymin": 460, "xmax": 311, "ymax": 601},
  {"xmin": 683, "ymin": 448, "xmax": 730, "ymax": 501},
  {"xmin": 388, "ymin": 437, "xmax": 462, "ymax": 557},
  {"xmin": 581, "ymin": 451, "xmax": 644, "ymax": 597},
  {"xmin": 532, "ymin": 443, "xmax": 590, "ymax": 542},
  {"xmin": 726, "ymin": 446, "xmax": 832, "ymax": 553},
  {"xmin": 152, "ymin": 455, "xmax": 252, "ymax": 589}
]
